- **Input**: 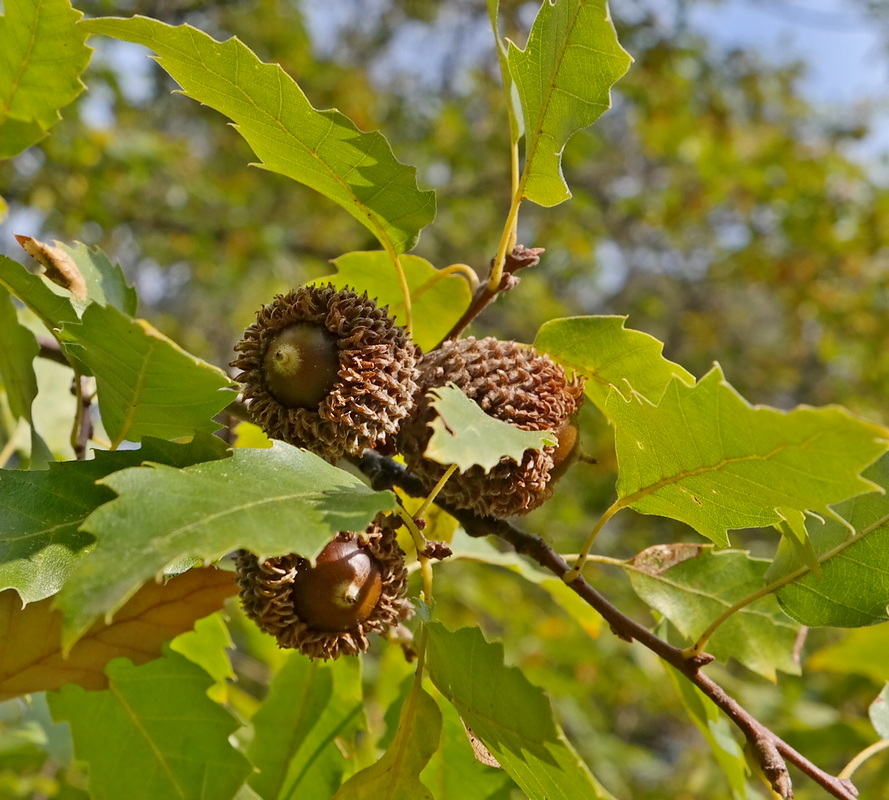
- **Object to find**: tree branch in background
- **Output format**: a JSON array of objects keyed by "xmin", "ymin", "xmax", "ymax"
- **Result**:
[{"xmin": 354, "ymin": 450, "xmax": 861, "ymax": 800}]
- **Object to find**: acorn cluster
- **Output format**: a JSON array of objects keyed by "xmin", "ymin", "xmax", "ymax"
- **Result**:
[{"xmin": 231, "ymin": 283, "xmax": 585, "ymax": 657}]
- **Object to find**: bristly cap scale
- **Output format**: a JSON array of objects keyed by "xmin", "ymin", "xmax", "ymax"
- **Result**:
[{"xmin": 399, "ymin": 336, "xmax": 585, "ymax": 517}]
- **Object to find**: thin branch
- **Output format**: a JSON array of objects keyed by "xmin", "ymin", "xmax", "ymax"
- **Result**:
[
  {"xmin": 439, "ymin": 245, "xmax": 545, "ymax": 344},
  {"xmin": 353, "ymin": 450, "xmax": 861, "ymax": 800}
]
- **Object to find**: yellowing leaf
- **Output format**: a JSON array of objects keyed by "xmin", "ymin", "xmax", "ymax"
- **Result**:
[
  {"xmin": 317, "ymin": 252, "xmax": 472, "ymax": 351},
  {"xmin": 0, "ymin": 567, "xmax": 237, "ymax": 701}
]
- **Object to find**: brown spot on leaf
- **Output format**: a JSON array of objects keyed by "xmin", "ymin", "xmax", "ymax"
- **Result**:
[{"xmin": 629, "ymin": 543, "xmax": 705, "ymax": 576}]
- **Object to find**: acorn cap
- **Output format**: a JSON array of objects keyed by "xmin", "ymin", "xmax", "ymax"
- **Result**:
[
  {"xmin": 235, "ymin": 517, "xmax": 412, "ymax": 660},
  {"xmin": 399, "ymin": 337, "xmax": 585, "ymax": 517},
  {"xmin": 232, "ymin": 284, "xmax": 419, "ymax": 461}
]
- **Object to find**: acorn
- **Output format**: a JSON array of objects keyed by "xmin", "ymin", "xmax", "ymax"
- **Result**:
[
  {"xmin": 232, "ymin": 284, "xmax": 419, "ymax": 461},
  {"xmin": 398, "ymin": 337, "xmax": 585, "ymax": 518},
  {"xmin": 235, "ymin": 517, "xmax": 412, "ymax": 660}
]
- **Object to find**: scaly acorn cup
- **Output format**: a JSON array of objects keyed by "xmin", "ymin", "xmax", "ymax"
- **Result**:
[
  {"xmin": 399, "ymin": 337, "xmax": 585, "ymax": 518},
  {"xmin": 232, "ymin": 284, "xmax": 419, "ymax": 461},
  {"xmin": 235, "ymin": 517, "xmax": 412, "ymax": 660}
]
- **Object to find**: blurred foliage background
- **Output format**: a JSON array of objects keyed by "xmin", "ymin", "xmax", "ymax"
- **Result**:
[{"xmin": 2, "ymin": 1, "xmax": 889, "ymax": 797}]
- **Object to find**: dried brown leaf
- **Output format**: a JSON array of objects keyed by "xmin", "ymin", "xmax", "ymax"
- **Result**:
[
  {"xmin": 15, "ymin": 234, "xmax": 87, "ymax": 301},
  {"xmin": 629, "ymin": 543, "xmax": 705, "ymax": 576},
  {"xmin": 0, "ymin": 567, "xmax": 237, "ymax": 700}
]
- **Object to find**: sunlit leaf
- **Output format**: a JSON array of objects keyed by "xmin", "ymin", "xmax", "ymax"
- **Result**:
[
  {"xmin": 608, "ymin": 366, "xmax": 888, "ymax": 547},
  {"xmin": 316, "ymin": 252, "xmax": 472, "ymax": 351},
  {"xmin": 334, "ymin": 679, "xmax": 440, "ymax": 800},
  {"xmin": 486, "ymin": 0, "xmax": 523, "ymax": 142},
  {"xmin": 508, "ymin": 0, "xmax": 631, "ymax": 206},
  {"xmin": 0, "ymin": 0, "xmax": 91, "ymax": 157},
  {"xmin": 169, "ymin": 613, "xmax": 235, "ymax": 704},
  {"xmin": 56, "ymin": 442, "xmax": 396, "ymax": 645},
  {"xmin": 47, "ymin": 645, "xmax": 251, "ymax": 800},
  {"xmin": 80, "ymin": 16, "xmax": 436, "ymax": 254},
  {"xmin": 626, "ymin": 547, "xmax": 800, "ymax": 680},
  {"xmin": 534, "ymin": 315, "xmax": 694, "ymax": 414},
  {"xmin": 425, "ymin": 621, "xmax": 615, "ymax": 800},
  {"xmin": 772, "ymin": 453, "xmax": 889, "ymax": 628},
  {"xmin": 425, "ymin": 383, "xmax": 556, "ymax": 472},
  {"xmin": 0, "ymin": 286, "xmax": 39, "ymax": 422},
  {"xmin": 0, "ymin": 435, "xmax": 229, "ymax": 604},
  {"xmin": 870, "ymin": 685, "xmax": 889, "ymax": 739},
  {"xmin": 55, "ymin": 241, "xmax": 138, "ymax": 316},
  {"xmin": 249, "ymin": 654, "xmax": 365, "ymax": 800},
  {"xmin": 58, "ymin": 303, "xmax": 235, "ymax": 447},
  {"xmin": 0, "ymin": 567, "xmax": 236, "ymax": 701}
]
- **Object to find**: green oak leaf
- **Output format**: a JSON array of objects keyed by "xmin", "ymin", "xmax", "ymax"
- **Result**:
[
  {"xmin": 80, "ymin": 16, "xmax": 436, "ymax": 254},
  {"xmin": 334, "ymin": 680, "xmax": 440, "ymax": 800},
  {"xmin": 425, "ymin": 383, "xmax": 556, "ymax": 472},
  {"xmin": 534, "ymin": 315, "xmax": 694, "ymax": 414},
  {"xmin": 0, "ymin": 254, "xmax": 79, "ymax": 333},
  {"xmin": 665, "ymin": 664, "xmax": 750, "ymax": 799},
  {"xmin": 425, "ymin": 621, "xmax": 615, "ymax": 800},
  {"xmin": 626, "ymin": 546, "xmax": 800, "ymax": 680},
  {"xmin": 772, "ymin": 453, "xmax": 889, "ymax": 628},
  {"xmin": 249, "ymin": 654, "xmax": 365, "ymax": 800},
  {"xmin": 315, "ymin": 252, "xmax": 472, "ymax": 351},
  {"xmin": 47, "ymin": 646, "xmax": 251, "ymax": 800},
  {"xmin": 55, "ymin": 241, "xmax": 138, "ymax": 316},
  {"xmin": 58, "ymin": 303, "xmax": 234, "ymax": 447},
  {"xmin": 508, "ymin": 0, "xmax": 631, "ymax": 206},
  {"xmin": 0, "ymin": 435, "xmax": 229, "ymax": 604},
  {"xmin": 608, "ymin": 366, "xmax": 888, "ymax": 547},
  {"xmin": 56, "ymin": 442, "xmax": 396, "ymax": 645},
  {"xmin": 0, "ymin": 0, "xmax": 91, "ymax": 157},
  {"xmin": 422, "ymin": 690, "xmax": 515, "ymax": 799},
  {"xmin": 0, "ymin": 286, "xmax": 40, "ymax": 422}
]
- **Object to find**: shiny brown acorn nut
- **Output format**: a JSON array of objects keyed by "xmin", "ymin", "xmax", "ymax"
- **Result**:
[
  {"xmin": 262, "ymin": 323, "xmax": 340, "ymax": 409},
  {"xmin": 398, "ymin": 337, "xmax": 585, "ymax": 518},
  {"xmin": 291, "ymin": 538, "xmax": 383, "ymax": 631},
  {"xmin": 235, "ymin": 518, "xmax": 412, "ymax": 660},
  {"xmin": 232, "ymin": 284, "xmax": 419, "ymax": 462}
]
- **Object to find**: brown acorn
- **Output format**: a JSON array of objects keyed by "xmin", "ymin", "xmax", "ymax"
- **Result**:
[
  {"xmin": 235, "ymin": 517, "xmax": 412, "ymax": 660},
  {"xmin": 232, "ymin": 284, "xmax": 419, "ymax": 462},
  {"xmin": 398, "ymin": 337, "xmax": 585, "ymax": 518}
]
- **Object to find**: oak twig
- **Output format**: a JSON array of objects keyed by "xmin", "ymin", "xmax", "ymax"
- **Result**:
[
  {"xmin": 439, "ymin": 245, "xmax": 544, "ymax": 343},
  {"xmin": 354, "ymin": 450, "xmax": 860, "ymax": 800}
]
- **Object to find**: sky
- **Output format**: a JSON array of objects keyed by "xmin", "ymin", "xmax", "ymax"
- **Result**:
[{"xmin": 688, "ymin": 0, "xmax": 889, "ymax": 161}]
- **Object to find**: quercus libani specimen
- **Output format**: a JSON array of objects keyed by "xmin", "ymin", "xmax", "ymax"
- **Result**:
[{"xmin": 1, "ymin": 2, "xmax": 889, "ymax": 800}]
